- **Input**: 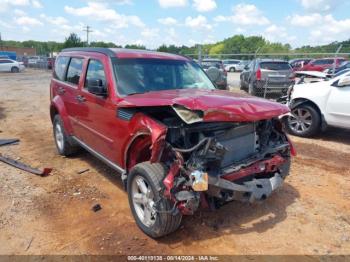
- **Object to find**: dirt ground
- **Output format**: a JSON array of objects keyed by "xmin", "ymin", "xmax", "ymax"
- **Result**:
[{"xmin": 0, "ymin": 69, "xmax": 350, "ymax": 255}]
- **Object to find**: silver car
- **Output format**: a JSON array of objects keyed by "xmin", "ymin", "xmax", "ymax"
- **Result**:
[{"xmin": 240, "ymin": 59, "xmax": 295, "ymax": 96}]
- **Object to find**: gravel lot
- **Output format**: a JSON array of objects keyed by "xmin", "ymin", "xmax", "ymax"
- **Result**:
[{"xmin": 0, "ymin": 69, "xmax": 350, "ymax": 255}]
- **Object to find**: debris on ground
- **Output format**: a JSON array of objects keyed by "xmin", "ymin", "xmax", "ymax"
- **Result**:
[
  {"xmin": 25, "ymin": 237, "xmax": 34, "ymax": 251},
  {"xmin": 0, "ymin": 138, "xmax": 20, "ymax": 147},
  {"xmin": 77, "ymin": 168, "xmax": 90, "ymax": 174},
  {"xmin": 0, "ymin": 154, "xmax": 52, "ymax": 177},
  {"xmin": 92, "ymin": 204, "xmax": 102, "ymax": 212}
]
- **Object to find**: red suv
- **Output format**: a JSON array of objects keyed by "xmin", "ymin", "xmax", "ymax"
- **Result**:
[
  {"xmin": 50, "ymin": 48, "xmax": 295, "ymax": 238},
  {"xmin": 299, "ymin": 57, "xmax": 347, "ymax": 72}
]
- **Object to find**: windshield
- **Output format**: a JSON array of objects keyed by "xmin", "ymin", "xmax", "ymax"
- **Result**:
[{"xmin": 112, "ymin": 58, "xmax": 215, "ymax": 96}]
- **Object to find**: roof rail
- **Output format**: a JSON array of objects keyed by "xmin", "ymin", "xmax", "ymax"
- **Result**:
[{"xmin": 61, "ymin": 47, "xmax": 116, "ymax": 57}]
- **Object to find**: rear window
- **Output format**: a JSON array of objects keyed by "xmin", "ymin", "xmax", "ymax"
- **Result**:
[
  {"xmin": 54, "ymin": 56, "xmax": 70, "ymax": 81},
  {"xmin": 66, "ymin": 58, "xmax": 84, "ymax": 85},
  {"xmin": 260, "ymin": 62, "xmax": 291, "ymax": 70},
  {"xmin": 201, "ymin": 61, "xmax": 222, "ymax": 69}
]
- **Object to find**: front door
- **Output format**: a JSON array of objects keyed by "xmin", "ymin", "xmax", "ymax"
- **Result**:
[
  {"xmin": 326, "ymin": 79, "xmax": 350, "ymax": 128},
  {"xmin": 75, "ymin": 56, "xmax": 121, "ymax": 163}
]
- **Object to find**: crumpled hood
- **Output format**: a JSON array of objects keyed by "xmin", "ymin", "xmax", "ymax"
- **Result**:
[{"xmin": 118, "ymin": 89, "xmax": 289, "ymax": 122}]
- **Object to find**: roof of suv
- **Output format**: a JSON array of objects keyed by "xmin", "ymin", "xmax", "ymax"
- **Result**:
[{"xmin": 61, "ymin": 47, "xmax": 190, "ymax": 61}]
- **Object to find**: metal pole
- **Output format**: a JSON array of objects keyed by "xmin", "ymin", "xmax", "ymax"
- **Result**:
[
  {"xmin": 333, "ymin": 44, "xmax": 343, "ymax": 74},
  {"xmin": 254, "ymin": 47, "xmax": 261, "ymax": 59},
  {"xmin": 83, "ymin": 26, "xmax": 93, "ymax": 46}
]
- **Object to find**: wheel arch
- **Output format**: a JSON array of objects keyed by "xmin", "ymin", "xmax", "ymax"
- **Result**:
[
  {"xmin": 289, "ymin": 98, "xmax": 326, "ymax": 129},
  {"xmin": 50, "ymin": 96, "xmax": 74, "ymax": 134},
  {"xmin": 124, "ymin": 133, "xmax": 152, "ymax": 172}
]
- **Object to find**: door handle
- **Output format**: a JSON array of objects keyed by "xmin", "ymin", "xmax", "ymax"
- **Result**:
[
  {"xmin": 76, "ymin": 95, "xmax": 86, "ymax": 103},
  {"xmin": 57, "ymin": 87, "xmax": 65, "ymax": 95}
]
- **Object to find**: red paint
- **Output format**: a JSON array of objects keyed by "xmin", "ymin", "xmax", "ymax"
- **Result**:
[
  {"xmin": 163, "ymin": 151, "xmax": 184, "ymax": 199},
  {"xmin": 50, "ymin": 48, "xmax": 291, "ymax": 174},
  {"xmin": 119, "ymin": 89, "xmax": 289, "ymax": 122},
  {"xmin": 111, "ymin": 48, "xmax": 189, "ymax": 61},
  {"xmin": 286, "ymin": 135, "xmax": 297, "ymax": 157},
  {"xmin": 222, "ymin": 155, "xmax": 286, "ymax": 181},
  {"xmin": 299, "ymin": 57, "xmax": 346, "ymax": 72}
]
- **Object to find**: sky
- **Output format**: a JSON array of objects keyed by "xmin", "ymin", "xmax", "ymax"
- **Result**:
[{"xmin": 0, "ymin": 0, "xmax": 350, "ymax": 49}]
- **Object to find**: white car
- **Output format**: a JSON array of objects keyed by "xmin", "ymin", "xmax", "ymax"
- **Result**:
[
  {"xmin": 284, "ymin": 72, "xmax": 350, "ymax": 137},
  {"xmin": 223, "ymin": 59, "xmax": 241, "ymax": 72},
  {"xmin": 27, "ymin": 56, "xmax": 41, "ymax": 65},
  {"xmin": 0, "ymin": 59, "xmax": 25, "ymax": 73}
]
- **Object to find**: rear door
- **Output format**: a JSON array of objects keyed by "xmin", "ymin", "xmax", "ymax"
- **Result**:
[
  {"xmin": 0, "ymin": 60, "xmax": 8, "ymax": 71},
  {"xmin": 52, "ymin": 56, "xmax": 84, "ymax": 137},
  {"xmin": 0, "ymin": 59, "xmax": 13, "ymax": 72}
]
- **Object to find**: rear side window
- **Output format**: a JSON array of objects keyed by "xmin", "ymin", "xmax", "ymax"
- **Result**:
[
  {"xmin": 66, "ymin": 58, "xmax": 84, "ymax": 85},
  {"xmin": 54, "ymin": 56, "xmax": 70, "ymax": 81},
  {"xmin": 84, "ymin": 60, "xmax": 106, "ymax": 88},
  {"xmin": 313, "ymin": 59, "xmax": 333, "ymax": 65},
  {"xmin": 260, "ymin": 62, "xmax": 291, "ymax": 70},
  {"xmin": 0, "ymin": 59, "xmax": 13, "ymax": 63}
]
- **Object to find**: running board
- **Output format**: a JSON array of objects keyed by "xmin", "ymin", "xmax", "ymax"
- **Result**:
[{"xmin": 71, "ymin": 136, "xmax": 126, "ymax": 176}]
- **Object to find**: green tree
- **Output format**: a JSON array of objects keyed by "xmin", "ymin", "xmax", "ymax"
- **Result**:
[
  {"xmin": 124, "ymin": 44, "xmax": 146, "ymax": 50},
  {"xmin": 63, "ymin": 33, "xmax": 83, "ymax": 48},
  {"xmin": 90, "ymin": 41, "xmax": 122, "ymax": 48}
]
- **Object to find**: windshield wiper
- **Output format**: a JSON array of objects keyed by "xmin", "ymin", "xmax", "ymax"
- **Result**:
[{"xmin": 127, "ymin": 91, "xmax": 149, "ymax": 96}]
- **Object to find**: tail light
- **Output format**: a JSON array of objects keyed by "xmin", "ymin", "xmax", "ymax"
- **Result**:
[{"xmin": 256, "ymin": 68, "xmax": 261, "ymax": 80}]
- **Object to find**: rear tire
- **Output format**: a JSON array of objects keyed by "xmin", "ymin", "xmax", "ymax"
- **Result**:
[
  {"xmin": 239, "ymin": 79, "xmax": 246, "ymax": 90},
  {"xmin": 284, "ymin": 104, "xmax": 320, "ymax": 137},
  {"xmin": 248, "ymin": 82, "xmax": 257, "ymax": 96},
  {"xmin": 127, "ymin": 162, "xmax": 182, "ymax": 238},
  {"xmin": 53, "ymin": 115, "xmax": 80, "ymax": 156},
  {"xmin": 230, "ymin": 67, "xmax": 235, "ymax": 72},
  {"xmin": 11, "ymin": 67, "xmax": 19, "ymax": 73}
]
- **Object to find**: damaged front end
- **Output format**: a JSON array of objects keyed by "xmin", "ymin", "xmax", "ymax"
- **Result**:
[{"xmin": 135, "ymin": 104, "xmax": 295, "ymax": 216}]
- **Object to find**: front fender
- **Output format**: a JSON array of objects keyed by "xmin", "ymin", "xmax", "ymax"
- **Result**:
[
  {"xmin": 122, "ymin": 113, "xmax": 167, "ymax": 170},
  {"xmin": 50, "ymin": 96, "xmax": 73, "ymax": 134}
]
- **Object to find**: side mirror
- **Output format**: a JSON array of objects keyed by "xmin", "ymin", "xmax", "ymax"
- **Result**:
[
  {"xmin": 244, "ymin": 65, "xmax": 249, "ymax": 70},
  {"xmin": 87, "ymin": 78, "xmax": 107, "ymax": 96},
  {"xmin": 337, "ymin": 76, "xmax": 350, "ymax": 87}
]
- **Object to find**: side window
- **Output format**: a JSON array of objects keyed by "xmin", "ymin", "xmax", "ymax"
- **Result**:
[
  {"xmin": 66, "ymin": 58, "xmax": 84, "ymax": 85},
  {"xmin": 84, "ymin": 60, "xmax": 106, "ymax": 88},
  {"xmin": 53, "ymin": 56, "xmax": 70, "ymax": 81}
]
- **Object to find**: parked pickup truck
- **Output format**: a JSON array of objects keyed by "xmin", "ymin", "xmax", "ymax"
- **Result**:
[{"xmin": 50, "ymin": 48, "xmax": 295, "ymax": 238}]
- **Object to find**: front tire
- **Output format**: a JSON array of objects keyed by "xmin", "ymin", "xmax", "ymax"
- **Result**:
[
  {"xmin": 285, "ymin": 104, "xmax": 320, "ymax": 137},
  {"xmin": 53, "ymin": 115, "xmax": 80, "ymax": 156},
  {"xmin": 11, "ymin": 67, "xmax": 19, "ymax": 73},
  {"xmin": 127, "ymin": 162, "xmax": 182, "ymax": 238},
  {"xmin": 230, "ymin": 67, "xmax": 235, "ymax": 72}
]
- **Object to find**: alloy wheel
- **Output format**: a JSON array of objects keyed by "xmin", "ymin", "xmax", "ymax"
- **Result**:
[
  {"xmin": 289, "ymin": 108, "xmax": 313, "ymax": 133},
  {"xmin": 131, "ymin": 175, "xmax": 157, "ymax": 227}
]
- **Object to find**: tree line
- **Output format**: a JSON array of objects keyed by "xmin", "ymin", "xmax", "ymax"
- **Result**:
[{"xmin": 1, "ymin": 33, "xmax": 349, "ymax": 58}]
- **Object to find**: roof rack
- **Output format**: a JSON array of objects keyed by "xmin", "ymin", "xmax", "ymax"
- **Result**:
[{"xmin": 61, "ymin": 47, "xmax": 116, "ymax": 57}]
